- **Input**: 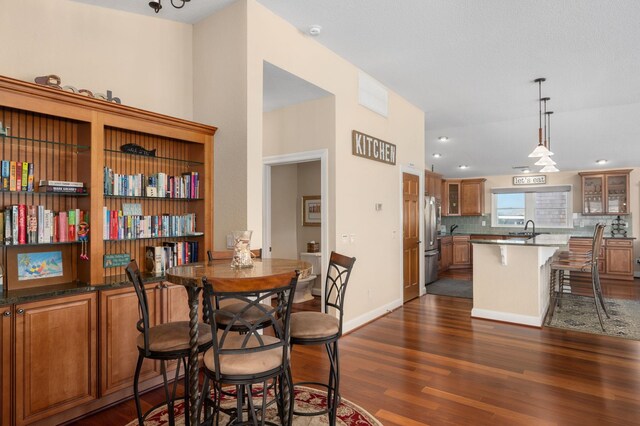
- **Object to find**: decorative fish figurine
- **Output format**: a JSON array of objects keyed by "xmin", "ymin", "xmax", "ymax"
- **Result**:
[{"xmin": 120, "ymin": 143, "xmax": 156, "ymax": 157}]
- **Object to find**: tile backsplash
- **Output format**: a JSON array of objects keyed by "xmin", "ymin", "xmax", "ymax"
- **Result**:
[{"xmin": 441, "ymin": 214, "xmax": 632, "ymax": 237}]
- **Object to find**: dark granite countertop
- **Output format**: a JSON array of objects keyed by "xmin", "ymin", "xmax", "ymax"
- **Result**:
[
  {"xmin": 439, "ymin": 232, "xmax": 635, "ymax": 240},
  {"xmin": 470, "ymin": 234, "xmax": 572, "ymax": 247}
]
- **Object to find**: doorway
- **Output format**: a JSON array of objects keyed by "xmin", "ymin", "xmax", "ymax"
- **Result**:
[{"xmin": 403, "ymin": 172, "xmax": 420, "ymax": 302}]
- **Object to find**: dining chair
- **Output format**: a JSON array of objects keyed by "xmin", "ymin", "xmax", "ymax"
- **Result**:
[
  {"xmin": 548, "ymin": 223, "xmax": 608, "ymax": 330},
  {"xmin": 289, "ymin": 251, "xmax": 356, "ymax": 425},
  {"xmin": 125, "ymin": 260, "xmax": 213, "ymax": 426},
  {"xmin": 199, "ymin": 271, "xmax": 299, "ymax": 426}
]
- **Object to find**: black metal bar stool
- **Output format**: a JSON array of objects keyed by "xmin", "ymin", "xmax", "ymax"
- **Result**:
[
  {"xmin": 125, "ymin": 260, "xmax": 213, "ymax": 426},
  {"xmin": 290, "ymin": 251, "xmax": 356, "ymax": 425}
]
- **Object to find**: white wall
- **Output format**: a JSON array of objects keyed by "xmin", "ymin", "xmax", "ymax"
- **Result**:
[
  {"xmin": 270, "ymin": 164, "xmax": 298, "ymax": 259},
  {"xmin": 0, "ymin": 0, "xmax": 193, "ymax": 119},
  {"xmin": 296, "ymin": 161, "xmax": 322, "ymax": 253}
]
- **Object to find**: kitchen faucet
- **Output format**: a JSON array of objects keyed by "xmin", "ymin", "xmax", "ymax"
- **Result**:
[
  {"xmin": 450, "ymin": 224, "xmax": 458, "ymax": 234},
  {"xmin": 524, "ymin": 220, "xmax": 535, "ymax": 236}
]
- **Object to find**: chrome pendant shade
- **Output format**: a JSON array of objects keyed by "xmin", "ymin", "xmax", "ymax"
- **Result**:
[
  {"xmin": 528, "ymin": 78, "xmax": 559, "ymax": 172},
  {"xmin": 149, "ymin": 0, "xmax": 190, "ymax": 13}
]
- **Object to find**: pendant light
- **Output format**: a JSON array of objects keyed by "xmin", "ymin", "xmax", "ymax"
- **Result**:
[
  {"xmin": 528, "ymin": 78, "xmax": 554, "ymax": 158},
  {"xmin": 535, "ymin": 97, "xmax": 556, "ymax": 166},
  {"xmin": 540, "ymin": 109, "xmax": 559, "ymax": 172}
]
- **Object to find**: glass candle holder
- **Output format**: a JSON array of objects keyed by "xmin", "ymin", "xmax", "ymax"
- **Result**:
[{"xmin": 231, "ymin": 230, "xmax": 254, "ymax": 268}]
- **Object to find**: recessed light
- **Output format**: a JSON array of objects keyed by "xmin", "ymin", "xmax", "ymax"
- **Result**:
[
  {"xmin": 523, "ymin": 168, "xmax": 531, "ymax": 173},
  {"xmin": 309, "ymin": 25, "xmax": 322, "ymax": 36},
  {"xmin": 438, "ymin": 136, "xmax": 449, "ymax": 142},
  {"xmin": 596, "ymin": 159, "xmax": 608, "ymax": 165},
  {"xmin": 432, "ymin": 153, "xmax": 442, "ymax": 158},
  {"xmin": 458, "ymin": 165, "xmax": 468, "ymax": 169}
]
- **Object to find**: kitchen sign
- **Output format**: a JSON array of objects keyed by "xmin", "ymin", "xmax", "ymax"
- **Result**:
[
  {"xmin": 513, "ymin": 175, "xmax": 546, "ymax": 185},
  {"xmin": 352, "ymin": 130, "xmax": 396, "ymax": 165}
]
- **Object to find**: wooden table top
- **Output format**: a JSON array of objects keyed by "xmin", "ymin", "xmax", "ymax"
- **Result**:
[{"xmin": 165, "ymin": 258, "xmax": 312, "ymax": 288}]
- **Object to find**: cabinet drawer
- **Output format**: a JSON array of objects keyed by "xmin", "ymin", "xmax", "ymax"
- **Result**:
[{"xmin": 606, "ymin": 239, "xmax": 633, "ymax": 247}]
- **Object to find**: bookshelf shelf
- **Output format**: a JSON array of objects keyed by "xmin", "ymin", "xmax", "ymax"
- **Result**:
[
  {"xmin": 103, "ymin": 195, "xmax": 203, "ymax": 201},
  {"xmin": 1, "ymin": 134, "xmax": 91, "ymax": 151},
  {"xmin": 1, "ymin": 190, "xmax": 89, "ymax": 197},
  {"xmin": 103, "ymin": 233, "xmax": 204, "ymax": 242},
  {"xmin": 3, "ymin": 241, "xmax": 83, "ymax": 247},
  {"xmin": 103, "ymin": 148, "xmax": 204, "ymax": 165}
]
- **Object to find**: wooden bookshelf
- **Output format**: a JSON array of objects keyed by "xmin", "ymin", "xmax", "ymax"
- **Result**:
[{"xmin": 0, "ymin": 75, "xmax": 216, "ymax": 291}]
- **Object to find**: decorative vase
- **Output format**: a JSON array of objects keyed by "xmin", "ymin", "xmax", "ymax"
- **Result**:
[{"xmin": 231, "ymin": 230, "xmax": 254, "ymax": 268}]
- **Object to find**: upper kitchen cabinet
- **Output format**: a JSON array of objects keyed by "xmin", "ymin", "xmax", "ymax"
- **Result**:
[
  {"xmin": 424, "ymin": 170, "xmax": 443, "ymax": 201},
  {"xmin": 579, "ymin": 170, "xmax": 631, "ymax": 215},
  {"xmin": 443, "ymin": 179, "xmax": 486, "ymax": 216}
]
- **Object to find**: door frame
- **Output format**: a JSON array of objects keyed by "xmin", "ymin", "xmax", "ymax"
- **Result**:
[
  {"xmin": 263, "ymin": 149, "xmax": 329, "ymax": 311},
  {"xmin": 399, "ymin": 164, "xmax": 425, "ymax": 300}
]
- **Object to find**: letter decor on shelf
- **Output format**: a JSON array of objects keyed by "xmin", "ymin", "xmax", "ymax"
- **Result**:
[
  {"xmin": 34, "ymin": 74, "xmax": 122, "ymax": 104},
  {"xmin": 352, "ymin": 130, "xmax": 396, "ymax": 165},
  {"xmin": 513, "ymin": 175, "xmax": 546, "ymax": 185},
  {"xmin": 120, "ymin": 143, "xmax": 156, "ymax": 157}
]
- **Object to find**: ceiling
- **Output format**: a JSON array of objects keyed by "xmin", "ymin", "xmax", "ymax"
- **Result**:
[{"xmin": 73, "ymin": 0, "xmax": 640, "ymax": 178}]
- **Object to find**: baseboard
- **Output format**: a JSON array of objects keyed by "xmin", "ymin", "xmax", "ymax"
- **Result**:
[
  {"xmin": 343, "ymin": 298, "xmax": 402, "ymax": 333},
  {"xmin": 471, "ymin": 308, "xmax": 543, "ymax": 328},
  {"xmin": 634, "ymin": 271, "xmax": 640, "ymax": 278}
]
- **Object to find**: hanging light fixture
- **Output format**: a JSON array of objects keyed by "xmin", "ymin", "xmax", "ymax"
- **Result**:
[
  {"xmin": 148, "ymin": 0, "xmax": 190, "ymax": 13},
  {"xmin": 528, "ymin": 78, "xmax": 554, "ymax": 158},
  {"xmin": 535, "ymin": 97, "xmax": 556, "ymax": 166},
  {"xmin": 540, "ymin": 109, "xmax": 559, "ymax": 172}
]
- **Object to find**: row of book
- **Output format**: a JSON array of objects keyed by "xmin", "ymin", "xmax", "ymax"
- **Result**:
[
  {"xmin": 0, "ymin": 205, "xmax": 88, "ymax": 245},
  {"xmin": 38, "ymin": 180, "xmax": 87, "ymax": 194},
  {"xmin": 103, "ymin": 209, "xmax": 198, "ymax": 240},
  {"xmin": 103, "ymin": 167, "xmax": 200, "ymax": 199},
  {"xmin": 145, "ymin": 241, "xmax": 200, "ymax": 273},
  {"xmin": 1, "ymin": 161, "xmax": 35, "ymax": 192}
]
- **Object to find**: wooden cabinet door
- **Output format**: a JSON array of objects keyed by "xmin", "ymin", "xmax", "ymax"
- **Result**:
[
  {"xmin": 444, "ymin": 181, "xmax": 460, "ymax": 216},
  {"xmin": 605, "ymin": 174, "xmax": 629, "ymax": 214},
  {"xmin": 14, "ymin": 293, "xmax": 97, "ymax": 426},
  {"xmin": 442, "ymin": 240, "xmax": 452, "ymax": 270},
  {"xmin": 452, "ymin": 236, "xmax": 470, "ymax": 266},
  {"xmin": 425, "ymin": 171, "xmax": 443, "ymax": 202},
  {"xmin": 1, "ymin": 306, "xmax": 11, "ymax": 426},
  {"xmin": 162, "ymin": 283, "xmax": 191, "ymax": 323},
  {"xmin": 605, "ymin": 241, "xmax": 634, "ymax": 277},
  {"xmin": 460, "ymin": 179, "xmax": 485, "ymax": 216},
  {"xmin": 100, "ymin": 284, "xmax": 161, "ymax": 396}
]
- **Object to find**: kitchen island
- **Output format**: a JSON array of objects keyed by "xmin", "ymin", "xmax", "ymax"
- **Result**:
[{"xmin": 470, "ymin": 234, "xmax": 571, "ymax": 327}]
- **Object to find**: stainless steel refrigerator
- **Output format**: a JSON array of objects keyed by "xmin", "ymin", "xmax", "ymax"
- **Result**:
[{"xmin": 424, "ymin": 196, "xmax": 440, "ymax": 285}]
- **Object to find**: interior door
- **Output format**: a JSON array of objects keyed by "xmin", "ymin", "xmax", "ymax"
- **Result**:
[{"xmin": 403, "ymin": 173, "xmax": 420, "ymax": 302}]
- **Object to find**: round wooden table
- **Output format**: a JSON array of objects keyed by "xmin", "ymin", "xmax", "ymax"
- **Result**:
[{"xmin": 165, "ymin": 258, "xmax": 312, "ymax": 425}]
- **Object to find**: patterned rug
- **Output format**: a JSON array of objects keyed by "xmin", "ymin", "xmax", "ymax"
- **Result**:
[
  {"xmin": 545, "ymin": 294, "xmax": 640, "ymax": 340},
  {"xmin": 125, "ymin": 385, "xmax": 382, "ymax": 425}
]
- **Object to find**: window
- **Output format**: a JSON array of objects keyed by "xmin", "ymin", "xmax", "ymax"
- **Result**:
[{"xmin": 491, "ymin": 185, "xmax": 572, "ymax": 228}]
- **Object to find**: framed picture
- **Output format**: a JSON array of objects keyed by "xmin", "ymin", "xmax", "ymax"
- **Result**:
[
  {"xmin": 6, "ymin": 245, "xmax": 72, "ymax": 290},
  {"xmin": 302, "ymin": 195, "xmax": 321, "ymax": 227}
]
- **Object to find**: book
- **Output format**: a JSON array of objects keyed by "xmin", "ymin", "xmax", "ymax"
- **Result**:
[
  {"xmin": 27, "ymin": 163, "xmax": 34, "ymax": 191},
  {"xmin": 38, "ymin": 186, "xmax": 88, "ymax": 193},
  {"xmin": 27, "ymin": 205, "xmax": 37, "ymax": 244},
  {"xmin": 1, "ymin": 161, "xmax": 9, "ymax": 191},
  {"xmin": 145, "ymin": 246, "xmax": 165, "ymax": 274},
  {"xmin": 11, "ymin": 206, "xmax": 18, "ymax": 245},
  {"xmin": 68, "ymin": 209, "xmax": 76, "ymax": 241},
  {"xmin": 9, "ymin": 161, "xmax": 16, "ymax": 191},
  {"xmin": 3, "ymin": 208, "xmax": 10, "ymax": 245},
  {"xmin": 21, "ymin": 162, "xmax": 28, "ymax": 191},
  {"xmin": 17, "ymin": 204, "xmax": 26, "ymax": 244},
  {"xmin": 38, "ymin": 180, "xmax": 84, "ymax": 188}
]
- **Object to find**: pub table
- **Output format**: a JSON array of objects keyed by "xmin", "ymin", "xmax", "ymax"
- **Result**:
[{"xmin": 166, "ymin": 258, "xmax": 312, "ymax": 425}]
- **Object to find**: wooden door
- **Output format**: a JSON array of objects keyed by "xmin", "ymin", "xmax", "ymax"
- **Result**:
[
  {"xmin": 452, "ymin": 236, "xmax": 471, "ymax": 266},
  {"xmin": 14, "ymin": 293, "xmax": 97, "ymax": 426},
  {"xmin": 461, "ymin": 179, "xmax": 485, "ymax": 216},
  {"xmin": 605, "ymin": 241, "xmax": 634, "ymax": 276},
  {"xmin": 403, "ymin": 173, "xmax": 421, "ymax": 302},
  {"xmin": 1, "ymin": 305, "xmax": 11, "ymax": 426},
  {"xmin": 100, "ymin": 284, "xmax": 161, "ymax": 396}
]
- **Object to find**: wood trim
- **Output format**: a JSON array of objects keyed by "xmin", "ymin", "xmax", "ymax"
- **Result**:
[{"xmin": 1, "ymin": 305, "xmax": 12, "ymax": 426}]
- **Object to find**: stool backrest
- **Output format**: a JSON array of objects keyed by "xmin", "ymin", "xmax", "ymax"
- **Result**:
[
  {"xmin": 125, "ymin": 260, "xmax": 152, "ymax": 356},
  {"xmin": 201, "ymin": 271, "xmax": 298, "ymax": 379},
  {"xmin": 324, "ymin": 252, "xmax": 356, "ymax": 334},
  {"xmin": 591, "ymin": 223, "xmax": 605, "ymax": 264},
  {"xmin": 207, "ymin": 249, "xmax": 263, "ymax": 261}
]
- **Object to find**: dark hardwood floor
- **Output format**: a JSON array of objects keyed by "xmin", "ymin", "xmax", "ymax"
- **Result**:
[{"xmin": 69, "ymin": 274, "xmax": 640, "ymax": 425}]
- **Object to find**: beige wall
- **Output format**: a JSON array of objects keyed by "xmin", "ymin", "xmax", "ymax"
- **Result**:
[
  {"xmin": 296, "ymin": 162, "xmax": 322, "ymax": 253},
  {"xmin": 270, "ymin": 164, "xmax": 298, "ymax": 259},
  {"xmin": 0, "ymin": 0, "xmax": 193, "ymax": 119},
  {"xmin": 246, "ymin": 0, "xmax": 425, "ymax": 323}
]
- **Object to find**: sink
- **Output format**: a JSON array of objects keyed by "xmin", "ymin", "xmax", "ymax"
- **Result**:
[{"xmin": 508, "ymin": 232, "xmax": 549, "ymax": 237}]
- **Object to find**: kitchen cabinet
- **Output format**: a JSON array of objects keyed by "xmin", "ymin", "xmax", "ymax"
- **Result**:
[
  {"xmin": 461, "ymin": 179, "xmax": 486, "ymax": 216},
  {"xmin": 14, "ymin": 293, "xmax": 97, "ymax": 426},
  {"xmin": 443, "ymin": 179, "xmax": 486, "ymax": 216},
  {"xmin": 1, "ymin": 305, "xmax": 11, "ymax": 426},
  {"xmin": 451, "ymin": 235, "xmax": 471, "ymax": 268},
  {"xmin": 579, "ymin": 170, "xmax": 631, "ymax": 215},
  {"xmin": 438, "ymin": 236, "xmax": 453, "ymax": 273},
  {"xmin": 425, "ymin": 170, "xmax": 443, "ymax": 201},
  {"xmin": 569, "ymin": 237, "xmax": 634, "ymax": 281}
]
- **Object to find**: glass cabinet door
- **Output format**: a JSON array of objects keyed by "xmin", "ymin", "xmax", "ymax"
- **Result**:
[
  {"xmin": 448, "ymin": 182, "xmax": 460, "ymax": 215},
  {"xmin": 606, "ymin": 174, "xmax": 628, "ymax": 214},
  {"xmin": 582, "ymin": 175, "xmax": 603, "ymax": 214}
]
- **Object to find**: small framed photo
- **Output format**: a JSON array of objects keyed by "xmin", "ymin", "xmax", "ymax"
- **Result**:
[
  {"xmin": 6, "ymin": 245, "xmax": 72, "ymax": 290},
  {"xmin": 302, "ymin": 195, "xmax": 321, "ymax": 227}
]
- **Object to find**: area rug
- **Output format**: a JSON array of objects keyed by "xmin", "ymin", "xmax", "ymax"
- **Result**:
[
  {"xmin": 545, "ymin": 294, "xmax": 640, "ymax": 340},
  {"xmin": 427, "ymin": 278, "xmax": 473, "ymax": 299},
  {"xmin": 124, "ymin": 385, "xmax": 382, "ymax": 425}
]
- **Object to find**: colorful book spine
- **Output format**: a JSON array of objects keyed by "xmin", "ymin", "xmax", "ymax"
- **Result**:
[
  {"xmin": 27, "ymin": 163, "xmax": 35, "ymax": 191},
  {"xmin": 38, "ymin": 180, "xmax": 84, "ymax": 188},
  {"xmin": 4, "ymin": 208, "xmax": 11, "ymax": 245},
  {"xmin": 68, "ymin": 209, "xmax": 76, "ymax": 241},
  {"xmin": 9, "ymin": 161, "xmax": 16, "ymax": 191},
  {"xmin": 1, "ymin": 161, "xmax": 9, "ymax": 191},
  {"xmin": 17, "ymin": 204, "xmax": 26, "ymax": 244},
  {"xmin": 21, "ymin": 162, "xmax": 28, "ymax": 191},
  {"xmin": 27, "ymin": 205, "xmax": 37, "ymax": 244},
  {"xmin": 59, "ymin": 212, "xmax": 68, "ymax": 242}
]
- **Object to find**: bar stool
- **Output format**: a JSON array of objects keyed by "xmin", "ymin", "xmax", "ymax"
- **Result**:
[
  {"xmin": 290, "ymin": 251, "xmax": 356, "ymax": 425},
  {"xmin": 199, "ymin": 271, "xmax": 299, "ymax": 425},
  {"xmin": 548, "ymin": 223, "xmax": 608, "ymax": 330},
  {"xmin": 125, "ymin": 260, "xmax": 213, "ymax": 426}
]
